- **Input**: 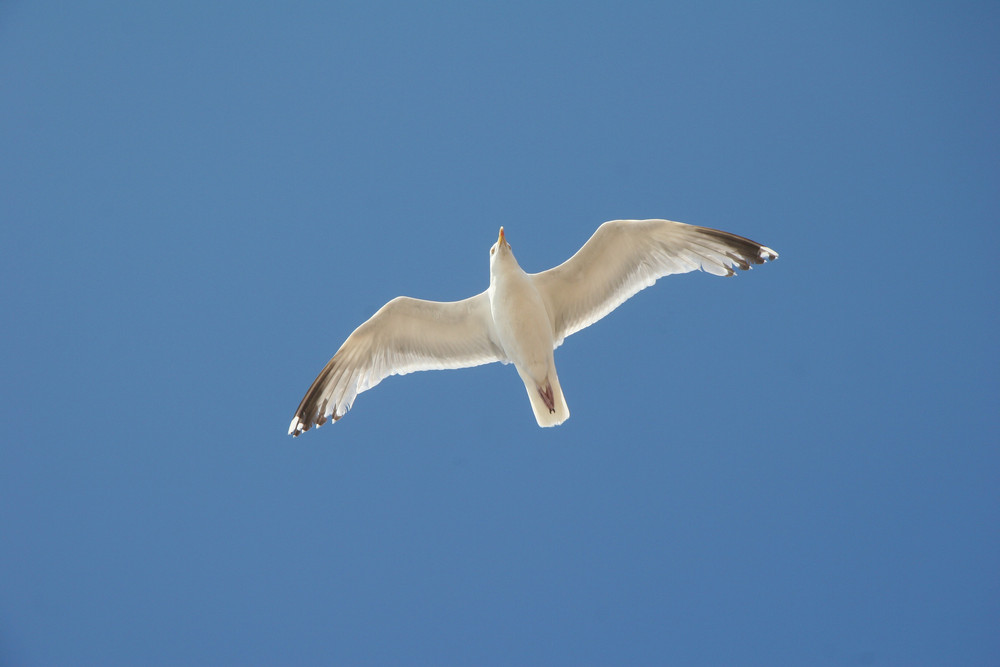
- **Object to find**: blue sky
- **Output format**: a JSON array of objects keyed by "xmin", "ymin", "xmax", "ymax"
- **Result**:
[{"xmin": 2, "ymin": 1, "xmax": 998, "ymax": 665}]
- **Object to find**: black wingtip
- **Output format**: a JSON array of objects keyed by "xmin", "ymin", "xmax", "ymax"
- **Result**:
[{"xmin": 697, "ymin": 226, "xmax": 778, "ymax": 272}]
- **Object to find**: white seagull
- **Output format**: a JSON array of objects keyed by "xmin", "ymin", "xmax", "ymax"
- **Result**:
[{"xmin": 289, "ymin": 219, "xmax": 777, "ymax": 436}]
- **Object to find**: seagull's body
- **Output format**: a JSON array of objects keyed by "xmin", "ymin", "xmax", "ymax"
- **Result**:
[
  {"xmin": 289, "ymin": 219, "xmax": 777, "ymax": 436},
  {"xmin": 489, "ymin": 237, "xmax": 568, "ymax": 427}
]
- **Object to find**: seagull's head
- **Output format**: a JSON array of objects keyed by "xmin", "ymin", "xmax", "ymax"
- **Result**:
[{"xmin": 489, "ymin": 226, "xmax": 512, "ymax": 268}]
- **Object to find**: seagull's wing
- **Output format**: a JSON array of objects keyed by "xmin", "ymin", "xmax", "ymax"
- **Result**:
[
  {"xmin": 289, "ymin": 291, "xmax": 505, "ymax": 435},
  {"xmin": 532, "ymin": 219, "xmax": 778, "ymax": 345}
]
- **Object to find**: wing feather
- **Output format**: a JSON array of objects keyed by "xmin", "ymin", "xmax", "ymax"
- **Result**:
[
  {"xmin": 289, "ymin": 291, "xmax": 505, "ymax": 435},
  {"xmin": 532, "ymin": 219, "xmax": 777, "ymax": 344}
]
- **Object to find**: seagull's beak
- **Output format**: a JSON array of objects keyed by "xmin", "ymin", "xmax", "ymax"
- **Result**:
[{"xmin": 498, "ymin": 227, "xmax": 507, "ymax": 248}]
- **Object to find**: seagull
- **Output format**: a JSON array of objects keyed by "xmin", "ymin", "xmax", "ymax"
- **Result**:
[{"xmin": 289, "ymin": 219, "xmax": 777, "ymax": 436}]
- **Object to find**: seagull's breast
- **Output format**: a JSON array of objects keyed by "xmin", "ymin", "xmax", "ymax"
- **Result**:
[{"xmin": 489, "ymin": 267, "xmax": 555, "ymax": 377}]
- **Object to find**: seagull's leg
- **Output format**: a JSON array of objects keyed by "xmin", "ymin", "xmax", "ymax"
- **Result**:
[
  {"xmin": 538, "ymin": 380, "xmax": 556, "ymax": 414},
  {"xmin": 515, "ymin": 363, "xmax": 569, "ymax": 427}
]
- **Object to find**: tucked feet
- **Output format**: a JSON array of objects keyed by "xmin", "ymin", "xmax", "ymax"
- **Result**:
[{"xmin": 538, "ymin": 381, "xmax": 556, "ymax": 413}]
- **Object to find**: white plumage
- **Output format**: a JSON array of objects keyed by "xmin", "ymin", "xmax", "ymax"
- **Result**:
[{"xmin": 289, "ymin": 219, "xmax": 778, "ymax": 436}]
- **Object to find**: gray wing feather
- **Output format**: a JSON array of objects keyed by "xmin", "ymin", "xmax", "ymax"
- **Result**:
[
  {"xmin": 289, "ymin": 291, "xmax": 505, "ymax": 435},
  {"xmin": 531, "ymin": 219, "xmax": 778, "ymax": 345}
]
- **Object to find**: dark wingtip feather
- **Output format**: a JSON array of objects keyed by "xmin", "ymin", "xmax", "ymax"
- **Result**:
[
  {"xmin": 289, "ymin": 356, "xmax": 341, "ymax": 437},
  {"xmin": 697, "ymin": 226, "xmax": 778, "ymax": 272}
]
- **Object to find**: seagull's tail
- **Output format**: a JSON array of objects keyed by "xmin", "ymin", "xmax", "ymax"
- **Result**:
[{"xmin": 524, "ymin": 368, "xmax": 569, "ymax": 428}]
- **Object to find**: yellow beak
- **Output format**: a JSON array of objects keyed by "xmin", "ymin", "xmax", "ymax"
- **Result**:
[{"xmin": 498, "ymin": 227, "xmax": 507, "ymax": 248}]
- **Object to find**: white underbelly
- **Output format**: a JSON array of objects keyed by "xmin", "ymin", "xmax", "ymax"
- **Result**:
[{"xmin": 491, "ymin": 280, "xmax": 554, "ymax": 378}]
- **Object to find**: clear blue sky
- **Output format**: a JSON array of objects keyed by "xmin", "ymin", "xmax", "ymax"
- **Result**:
[{"xmin": 2, "ymin": 2, "xmax": 998, "ymax": 665}]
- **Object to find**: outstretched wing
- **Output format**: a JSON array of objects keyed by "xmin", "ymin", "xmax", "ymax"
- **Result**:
[
  {"xmin": 289, "ymin": 291, "xmax": 505, "ymax": 435},
  {"xmin": 532, "ymin": 219, "xmax": 778, "ymax": 345}
]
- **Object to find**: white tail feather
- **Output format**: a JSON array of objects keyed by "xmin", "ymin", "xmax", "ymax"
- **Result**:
[{"xmin": 523, "ymin": 369, "xmax": 570, "ymax": 427}]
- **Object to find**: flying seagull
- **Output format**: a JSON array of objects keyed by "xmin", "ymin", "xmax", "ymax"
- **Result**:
[{"xmin": 289, "ymin": 219, "xmax": 777, "ymax": 436}]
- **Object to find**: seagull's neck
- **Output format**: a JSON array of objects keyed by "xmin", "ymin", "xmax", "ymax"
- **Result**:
[{"xmin": 490, "ymin": 254, "xmax": 526, "ymax": 287}]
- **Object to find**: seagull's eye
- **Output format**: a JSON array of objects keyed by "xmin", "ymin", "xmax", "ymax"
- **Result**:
[{"xmin": 490, "ymin": 247, "xmax": 495, "ymax": 255}]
